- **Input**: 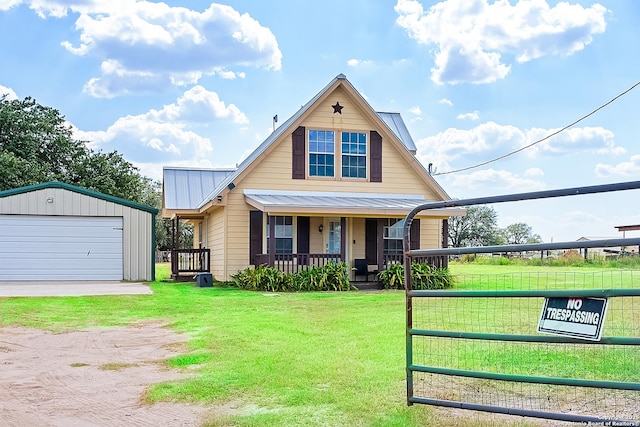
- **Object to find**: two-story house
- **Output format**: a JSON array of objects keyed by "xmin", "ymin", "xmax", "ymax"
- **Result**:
[{"xmin": 162, "ymin": 74, "xmax": 460, "ymax": 281}]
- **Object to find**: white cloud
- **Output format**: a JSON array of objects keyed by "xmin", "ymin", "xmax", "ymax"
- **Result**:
[
  {"xmin": 457, "ymin": 110, "xmax": 479, "ymax": 120},
  {"xmin": 416, "ymin": 121, "xmax": 524, "ymax": 167},
  {"xmin": 21, "ymin": 0, "xmax": 282, "ymax": 97},
  {"xmin": 595, "ymin": 154, "xmax": 640, "ymax": 177},
  {"xmin": 445, "ymin": 168, "xmax": 546, "ymax": 194},
  {"xmin": 145, "ymin": 85, "xmax": 248, "ymax": 124},
  {"xmin": 524, "ymin": 167, "xmax": 544, "ymax": 177},
  {"xmin": 438, "ymin": 98, "xmax": 453, "ymax": 106},
  {"xmin": 525, "ymin": 126, "xmax": 623, "ymax": 156},
  {"xmin": 416, "ymin": 122, "xmax": 622, "ymax": 170},
  {"xmin": 0, "ymin": 84, "xmax": 18, "ymax": 100},
  {"xmin": 408, "ymin": 106, "xmax": 422, "ymax": 116},
  {"xmin": 395, "ymin": 0, "xmax": 608, "ymax": 85},
  {"xmin": 347, "ymin": 58, "xmax": 373, "ymax": 67},
  {"xmin": 72, "ymin": 86, "xmax": 248, "ymax": 173},
  {"xmin": 0, "ymin": 0, "xmax": 22, "ymax": 12}
]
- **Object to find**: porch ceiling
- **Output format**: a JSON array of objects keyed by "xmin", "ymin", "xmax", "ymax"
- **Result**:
[{"xmin": 244, "ymin": 189, "xmax": 464, "ymax": 217}]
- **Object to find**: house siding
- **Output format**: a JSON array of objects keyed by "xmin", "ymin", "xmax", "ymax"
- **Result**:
[
  {"xmin": 0, "ymin": 187, "xmax": 153, "ymax": 281},
  {"xmin": 208, "ymin": 207, "xmax": 225, "ymax": 279}
]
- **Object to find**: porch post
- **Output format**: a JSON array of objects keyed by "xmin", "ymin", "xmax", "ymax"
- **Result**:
[
  {"xmin": 340, "ymin": 217, "xmax": 346, "ymax": 262},
  {"xmin": 377, "ymin": 219, "xmax": 384, "ymax": 269},
  {"xmin": 268, "ymin": 215, "xmax": 275, "ymax": 267},
  {"xmin": 176, "ymin": 215, "xmax": 180, "ymax": 249}
]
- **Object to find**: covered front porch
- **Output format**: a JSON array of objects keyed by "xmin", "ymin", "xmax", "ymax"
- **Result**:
[
  {"xmin": 244, "ymin": 189, "xmax": 457, "ymax": 281},
  {"xmin": 250, "ymin": 212, "xmax": 449, "ymax": 281}
]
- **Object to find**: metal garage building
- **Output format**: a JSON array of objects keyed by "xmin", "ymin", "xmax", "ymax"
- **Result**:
[{"xmin": 0, "ymin": 182, "xmax": 157, "ymax": 281}]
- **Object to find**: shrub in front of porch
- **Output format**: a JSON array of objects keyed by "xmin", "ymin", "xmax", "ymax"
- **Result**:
[
  {"xmin": 377, "ymin": 262, "xmax": 454, "ymax": 290},
  {"xmin": 230, "ymin": 262, "xmax": 354, "ymax": 292}
]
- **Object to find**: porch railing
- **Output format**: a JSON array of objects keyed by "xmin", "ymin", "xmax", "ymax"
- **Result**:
[
  {"xmin": 171, "ymin": 248, "xmax": 210, "ymax": 277},
  {"xmin": 254, "ymin": 253, "xmax": 343, "ymax": 274},
  {"xmin": 255, "ymin": 253, "xmax": 448, "ymax": 275}
]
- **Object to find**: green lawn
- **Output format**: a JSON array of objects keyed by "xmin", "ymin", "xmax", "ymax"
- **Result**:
[{"xmin": 2, "ymin": 262, "xmax": 635, "ymax": 426}]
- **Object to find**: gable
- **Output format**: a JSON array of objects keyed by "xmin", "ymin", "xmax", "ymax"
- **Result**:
[
  {"xmin": 170, "ymin": 74, "xmax": 450, "ymax": 213},
  {"xmin": 235, "ymin": 84, "xmax": 445, "ymax": 200}
]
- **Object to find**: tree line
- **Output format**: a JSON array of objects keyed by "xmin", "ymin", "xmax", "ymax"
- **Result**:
[{"xmin": 448, "ymin": 205, "xmax": 542, "ymax": 247}]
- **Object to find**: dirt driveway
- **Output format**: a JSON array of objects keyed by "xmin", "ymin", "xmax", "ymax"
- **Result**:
[
  {"xmin": 0, "ymin": 281, "xmax": 153, "ymax": 297},
  {"xmin": 0, "ymin": 322, "xmax": 207, "ymax": 427}
]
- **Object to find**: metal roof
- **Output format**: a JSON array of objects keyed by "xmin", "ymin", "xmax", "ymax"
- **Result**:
[
  {"xmin": 0, "ymin": 181, "xmax": 158, "ymax": 214},
  {"xmin": 377, "ymin": 112, "xmax": 417, "ymax": 154},
  {"xmin": 242, "ymin": 190, "xmax": 464, "ymax": 217},
  {"xmin": 163, "ymin": 167, "xmax": 236, "ymax": 210}
]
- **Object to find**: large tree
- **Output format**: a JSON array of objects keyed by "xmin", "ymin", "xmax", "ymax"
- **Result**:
[
  {"xmin": 501, "ymin": 223, "xmax": 542, "ymax": 245},
  {"xmin": 0, "ymin": 95, "xmax": 147, "ymax": 202},
  {"xmin": 448, "ymin": 205, "xmax": 501, "ymax": 247}
]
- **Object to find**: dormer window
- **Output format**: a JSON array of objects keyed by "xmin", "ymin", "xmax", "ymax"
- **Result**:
[{"xmin": 341, "ymin": 132, "xmax": 367, "ymax": 178}]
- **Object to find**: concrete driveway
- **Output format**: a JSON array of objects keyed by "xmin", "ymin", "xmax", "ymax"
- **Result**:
[{"xmin": 0, "ymin": 281, "xmax": 153, "ymax": 297}]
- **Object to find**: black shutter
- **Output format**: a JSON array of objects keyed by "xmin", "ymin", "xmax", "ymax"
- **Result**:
[
  {"xmin": 292, "ymin": 126, "xmax": 306, "ymax": 179},
  {"xmin": 370, "ymin": 130, "xmax": 382, "ymax": 182},
  {"xmin": 365, "ymin": 219, "xmax": 378, "ymax": 264},
  {"xmin": 297, "ymin": 216, "xmax": 310, "ymax": 254},
  {"xmin": 410, "ymin": 219, "xmax": 420, "ymax": 250},
  {"xmin": 249, "ymin": 211, "xmax": 263, "ymax": 265}
]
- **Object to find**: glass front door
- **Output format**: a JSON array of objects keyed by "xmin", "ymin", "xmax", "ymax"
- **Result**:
[{"xmin": 327, "ymin": 219, "xmax": 341, "ymax": 254}]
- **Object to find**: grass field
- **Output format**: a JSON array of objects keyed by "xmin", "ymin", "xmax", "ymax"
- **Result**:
[{"xmin": 1, "ymin": 262, "xmax": 638, "ymax": 426}]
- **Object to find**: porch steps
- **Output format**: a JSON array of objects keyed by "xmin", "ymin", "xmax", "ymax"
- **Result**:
[{"xmin": 352, "ymin": 281, "xmax": 384, "ymax": 291}]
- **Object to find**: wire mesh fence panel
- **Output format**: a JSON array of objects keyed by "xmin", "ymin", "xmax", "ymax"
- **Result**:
[{"xmin": 408, "ymin": 270, "xmax": 640, "ymax": 423}]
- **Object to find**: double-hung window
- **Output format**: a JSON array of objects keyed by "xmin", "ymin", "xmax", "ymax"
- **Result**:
[
  {"xmin": 309, "ymin": 130, "xmax": 335, "ymax": 177},
  {"xmin": 341, "ymin": 132, "xmax": 367, "ymax": 178},
  {"xmin": 266, "ymin": 216, "xmax": 293, "ymax": 254},
  {"xmin": 383, "ymin": 218, "xmax": 404, "ymax": 255}
]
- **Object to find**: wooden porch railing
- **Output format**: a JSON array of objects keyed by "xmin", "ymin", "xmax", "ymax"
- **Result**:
[
  {"xmin": 171, "ymin": 248, "xmax": 211, "ymax": 278},
  {"xmin": 254, "ymin": 253, "xmax": 343, "ymax": 274},
  {"xmin": 254, "ymin": 253, "xmax": 448, "ymax": 275}
]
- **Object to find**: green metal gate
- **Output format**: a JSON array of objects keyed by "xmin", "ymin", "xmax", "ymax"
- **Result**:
[{"xmin": 403, "ymin": 181, "xmax": 640, "ymax": 423}]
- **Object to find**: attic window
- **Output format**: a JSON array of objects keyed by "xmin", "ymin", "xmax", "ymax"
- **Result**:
[{"xmin": 309, "ymin": 129, "xmax": 335, "ymax": 177}]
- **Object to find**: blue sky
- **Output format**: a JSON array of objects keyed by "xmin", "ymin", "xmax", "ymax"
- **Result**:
[{"xmin": 1, "ymin": 0, "xmax": 639, "ymax": 243}]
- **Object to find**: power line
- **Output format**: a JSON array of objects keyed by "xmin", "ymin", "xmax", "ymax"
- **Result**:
[{"xmin": 434, "ymin": 80, "xmax": 640, "ymax": 176}]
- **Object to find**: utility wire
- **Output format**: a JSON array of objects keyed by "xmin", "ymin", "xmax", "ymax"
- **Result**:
[{"xmin": 434, "ymin": 80, "xmax": 640, "ymax": 176}]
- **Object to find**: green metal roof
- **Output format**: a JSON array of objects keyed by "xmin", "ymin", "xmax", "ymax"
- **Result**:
[{"xmin": 0, "ymin": 181, "xmax": 159, "ymax": 215}]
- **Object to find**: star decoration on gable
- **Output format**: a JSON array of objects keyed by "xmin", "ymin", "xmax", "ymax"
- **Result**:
[{"xmin": 332, "ymin": 101, "xmax": 344, "ymax": 114}]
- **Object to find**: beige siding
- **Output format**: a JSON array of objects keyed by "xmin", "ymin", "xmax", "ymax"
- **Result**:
[
  {"xmin": 207, "ymin": 207, "xmax": 225, "ymax": 279},
  {"xmin": 0, "ymin": 188, "xmax": 153, "ymax": 281},
  {"xmin": 351, "ymin": 218, "xmax": 366, "ymax": 260},
  {"xmin": 309, "ymin": 217, "xmax": 324, "ymax": 254},
  {"xmin": 224, "ymin": 191, "xmax": 250, "ymax": 278},
  {"xmin": 420, "ymin": 218, "xmax": 442, "ymax": 250}
]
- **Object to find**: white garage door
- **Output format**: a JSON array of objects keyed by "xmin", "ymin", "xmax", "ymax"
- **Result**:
[{"xmin": 0, "ymin": 215, "xmax": 123, "ymax": 281}]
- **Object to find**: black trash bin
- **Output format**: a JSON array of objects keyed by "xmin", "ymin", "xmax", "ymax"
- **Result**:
[{"xmin": 195, "ymin": 273, "xmax": 213, "ymax": 287}]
